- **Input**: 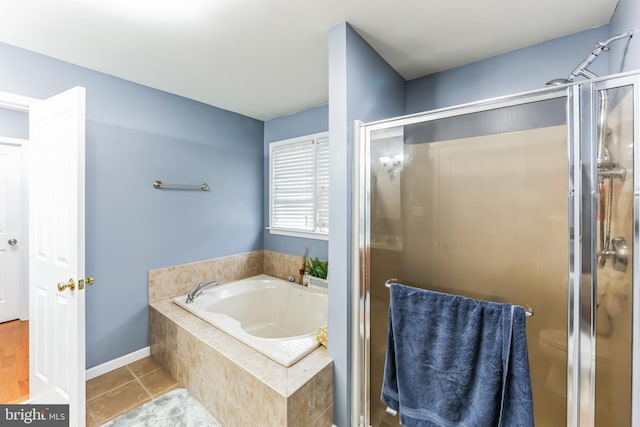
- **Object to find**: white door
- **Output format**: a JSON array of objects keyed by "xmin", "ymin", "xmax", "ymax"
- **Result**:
[
  {"xmin": 0, "ymin": 140, "xmax": 23, "ymax": 323},
  {"xmin": 29, "ymin": 87, "xmax": 86, "ymax": 427}
]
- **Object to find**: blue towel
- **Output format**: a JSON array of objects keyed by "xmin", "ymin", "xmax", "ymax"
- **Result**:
[{"xmin": 381, "ymin": 284, "xmax": 534, "ymax": 427}]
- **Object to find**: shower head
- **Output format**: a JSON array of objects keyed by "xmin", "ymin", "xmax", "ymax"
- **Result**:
[
  {"xmin": 545, "ymin": 78, "xmax": 572, "ymax": 87},
  {"xmin": 545, "ymin": 29, "xmax": 635, "ymax": 87}
]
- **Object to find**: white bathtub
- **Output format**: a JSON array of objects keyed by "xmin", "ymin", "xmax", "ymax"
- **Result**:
[{"xmin": 173, "ymin": 274, "xmax": 328, "ymax": 367}]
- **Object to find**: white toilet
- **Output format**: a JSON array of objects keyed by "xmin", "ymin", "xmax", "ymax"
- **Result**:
[{"xmin": 538, "ymin": 329, "xmax": 610, "ymax": 398}]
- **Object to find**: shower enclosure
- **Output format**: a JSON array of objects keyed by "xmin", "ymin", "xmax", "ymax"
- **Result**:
[{"xmin": 352, "ymin": 73, "xmax": 639, "ymax": 426}]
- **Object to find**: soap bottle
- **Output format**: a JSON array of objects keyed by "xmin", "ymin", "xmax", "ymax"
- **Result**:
[{"xmin": 302, "ymin": 268, "xmax": 310, "ymax": 286}]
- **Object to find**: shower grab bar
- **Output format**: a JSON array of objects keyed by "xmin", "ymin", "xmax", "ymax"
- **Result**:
[
  {"xmin": 384, "ymin": 279, "xmax": 533, "ymax": 318},
  {"xmin": 153, "ymin": 180, "xmax": 209, "ymax": 191}
]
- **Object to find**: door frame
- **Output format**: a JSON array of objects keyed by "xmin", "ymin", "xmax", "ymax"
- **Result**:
[
  {"xmin": 351, "ymin": 87, "xmax": 571, "ymax": 427},
  {"xmin": 578, "ymin": 75, "xmax": 640, "ymax": 426},
  {"xmin": 0, "ymin": 90, "xmax": 62, "ymax": 401},
  {"xmin": 0, "ymin": 136, "xmax": 29, "ymax": 321},
  {"xmin": 0, "ymin": 91, "xmax": 37, "ymax": 112},
  {"xmin": 0, "ymin": 91, "xmax": 37, "ymax": 322}
]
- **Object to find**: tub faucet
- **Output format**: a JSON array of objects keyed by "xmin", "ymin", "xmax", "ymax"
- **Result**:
[{"xmin": 186, "ymin": 280, "xmax": 220, "ymax": 303}]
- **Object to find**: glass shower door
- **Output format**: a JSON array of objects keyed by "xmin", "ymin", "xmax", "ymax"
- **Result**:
[
  {"xmin": 591, "ymin": 82, "xmax": 635, "ymax": 427},
  {"xmin": 363, "ymin": 95, "xmax": 571, "ymax": 427}
]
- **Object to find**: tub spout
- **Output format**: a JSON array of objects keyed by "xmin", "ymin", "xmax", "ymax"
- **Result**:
[{"xmin": 186, "ymin": 280, "xmax": 220, "ymax": 303}]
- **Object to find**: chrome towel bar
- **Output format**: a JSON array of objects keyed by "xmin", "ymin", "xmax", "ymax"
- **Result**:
[
  {"xmin": 384, "ymin": 279, "xmax": 533, "ymax": 318},
  {"xmin": 153, "ymin": 180, "xmax": 209, "ymax": 191}
]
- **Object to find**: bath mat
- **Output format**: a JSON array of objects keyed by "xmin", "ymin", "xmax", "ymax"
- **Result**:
[{"xmin": 101, "ymin": 388, "xmax": 221, "ymax": 427}]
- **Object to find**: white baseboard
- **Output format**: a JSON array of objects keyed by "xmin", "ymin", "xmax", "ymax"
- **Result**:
[{"xmin": 85, "ymin": 347, "xmax": 150, "ymax": 380}]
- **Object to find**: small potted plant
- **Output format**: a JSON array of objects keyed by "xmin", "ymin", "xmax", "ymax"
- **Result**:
[{"xmin": 306, "ymin": 257, "xmax": 328, "ymax": 288}]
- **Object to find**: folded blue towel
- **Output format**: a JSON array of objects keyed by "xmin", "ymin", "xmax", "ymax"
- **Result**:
[{"xmin": 381, "ymin": 284, "xmax": 534, "ymax": 427}]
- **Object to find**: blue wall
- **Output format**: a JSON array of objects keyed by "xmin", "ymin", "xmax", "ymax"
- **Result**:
[
  {"xmin": 263, "ymin": 104, "xmax": 329, "ymax": 259},
  {"xmin": 609, "ymin": 0, "xmax": 640, "ymax": 74},
  {"xmin": 406, "ymin": 26, "xmax": 610, "ymax": 114},
  {"xmin": 0, "ymin": 42, "xmax": 264, "ymax": 368},
  {"xmin": 328, "ymin": 23, "xmax": 406, "ymax": 427},
  {"xmin": 0, "ymin": 109, "xmax": 28, "ymax": 139}
]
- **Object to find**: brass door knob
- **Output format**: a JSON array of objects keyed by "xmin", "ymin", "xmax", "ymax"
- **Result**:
[
  {"xmin": 78, "ymin": 276, "xmax": 94, "ymax": 290},
  {"xmin": 57, "ymin": 278, "xmax": 75, "ymax": 292}
]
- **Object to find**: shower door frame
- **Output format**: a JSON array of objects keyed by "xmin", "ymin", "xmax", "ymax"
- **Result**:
[
  {"xmin": 582, "ymin": 74, "xmax": 640, "ymax": 426},
  {"xmin": 352, "ymin": 72, "xmax": 640, "ymax": 427}
]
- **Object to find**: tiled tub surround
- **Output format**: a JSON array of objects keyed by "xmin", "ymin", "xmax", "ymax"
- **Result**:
[
  {"xmin": 263, "ymin": 250, "xmax": 308, "ymax": 283},
  {"xmin": 148, "ymin": 251, "xmax": 264, "ymax": 304},
  {"xmin": 148, "ymin": 250, "xmax": 313, "ymax": 305},
  {"xmin": 148, "ymin": 251, "xmax": 333, "ymax": 426},
  {"xmin": 150, "ymin": 300, "xmax": 333, "ymax": 426}
]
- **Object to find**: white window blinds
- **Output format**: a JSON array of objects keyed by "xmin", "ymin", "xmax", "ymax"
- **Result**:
[
  {"xmin": 315, "ymin": 136, "xmax": 329, "ymax": 233},
  {"xmin": 270, "ymin": 132, "xmax": 329, "ymax": 237}
]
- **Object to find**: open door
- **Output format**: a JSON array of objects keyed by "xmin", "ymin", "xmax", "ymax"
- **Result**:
[
  {"xmin": 0, "ymin": 141, "xmax": 23, "ymax": 323},
  {"xmin": 28, "ymin": 87, "xmax": 86, "ymax": 427}
]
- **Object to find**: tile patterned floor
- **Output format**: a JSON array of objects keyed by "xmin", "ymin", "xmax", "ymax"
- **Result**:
[{"xmin": 86, "ymin": 356, "xmax": 180, "ymax": 427}]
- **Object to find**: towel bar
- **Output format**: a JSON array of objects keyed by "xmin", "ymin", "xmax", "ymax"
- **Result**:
[
  {"xmin": 153, "ymin": 180, "xmax": 209, "ymax": 191},
  {"xmin": 385, "ymin": 407, "xmax": 398, "ymax": 416},
  {"xmin": 384, "ymin": 279, "xmax": 534, "ymax": 318}
]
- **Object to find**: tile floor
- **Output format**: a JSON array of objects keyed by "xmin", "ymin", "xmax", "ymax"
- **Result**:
[{"xmin": 86, "ymin": 356, "xmax": 180, "ymax": 426}]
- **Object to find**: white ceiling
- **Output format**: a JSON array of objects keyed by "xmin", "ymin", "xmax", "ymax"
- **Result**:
[{"xmin": 0, "ymin": 0, "xmax": 619, "ymax": 120}]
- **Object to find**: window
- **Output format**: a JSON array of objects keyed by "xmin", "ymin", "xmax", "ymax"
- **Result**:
[{"xmin": 269, "ymin": 132, "xmax": 329, "ymax": 239}]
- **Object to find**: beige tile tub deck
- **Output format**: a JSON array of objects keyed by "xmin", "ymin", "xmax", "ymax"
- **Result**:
[{"xmin": 150, "ymin": 299, "xmax": 333, "ymax": 427}]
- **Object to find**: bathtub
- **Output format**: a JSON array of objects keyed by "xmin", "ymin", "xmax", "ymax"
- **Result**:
[{"xmin": 173, "ymin": 274, "xmax": 328, "ymax": 367}]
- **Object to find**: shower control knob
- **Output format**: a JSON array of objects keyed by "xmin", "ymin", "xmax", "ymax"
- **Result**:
[
  {"xmin": 611, "ymin": 237, "xmax": 628, "ymax": 272},
  {"xmin": 8, "ymin": 238, "xmax": 17, "ymax": 246}
]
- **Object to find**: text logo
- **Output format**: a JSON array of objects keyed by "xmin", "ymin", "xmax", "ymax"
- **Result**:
[{"xmin": 1, "ymin": 405, "xmax": 69, "ymax": 426}]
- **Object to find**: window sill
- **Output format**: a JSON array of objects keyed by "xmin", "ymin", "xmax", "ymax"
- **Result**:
[{"xmin": 267, "ymin": 227, "xmax": 329, "ymax": 241}]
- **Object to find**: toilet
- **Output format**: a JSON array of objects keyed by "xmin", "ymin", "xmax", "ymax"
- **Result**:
[{"xmin": 538, "ymin": 329, "xmax": 610, "ymax": 398}]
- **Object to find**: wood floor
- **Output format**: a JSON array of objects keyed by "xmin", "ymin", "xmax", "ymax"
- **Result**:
[
  {"xmin": 0, "ymin": 321, "xmax": 179, "ymax": 425},
  {"xmin": 0, "ymin": 319, "xmax": 29, "ymax": 404}
]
